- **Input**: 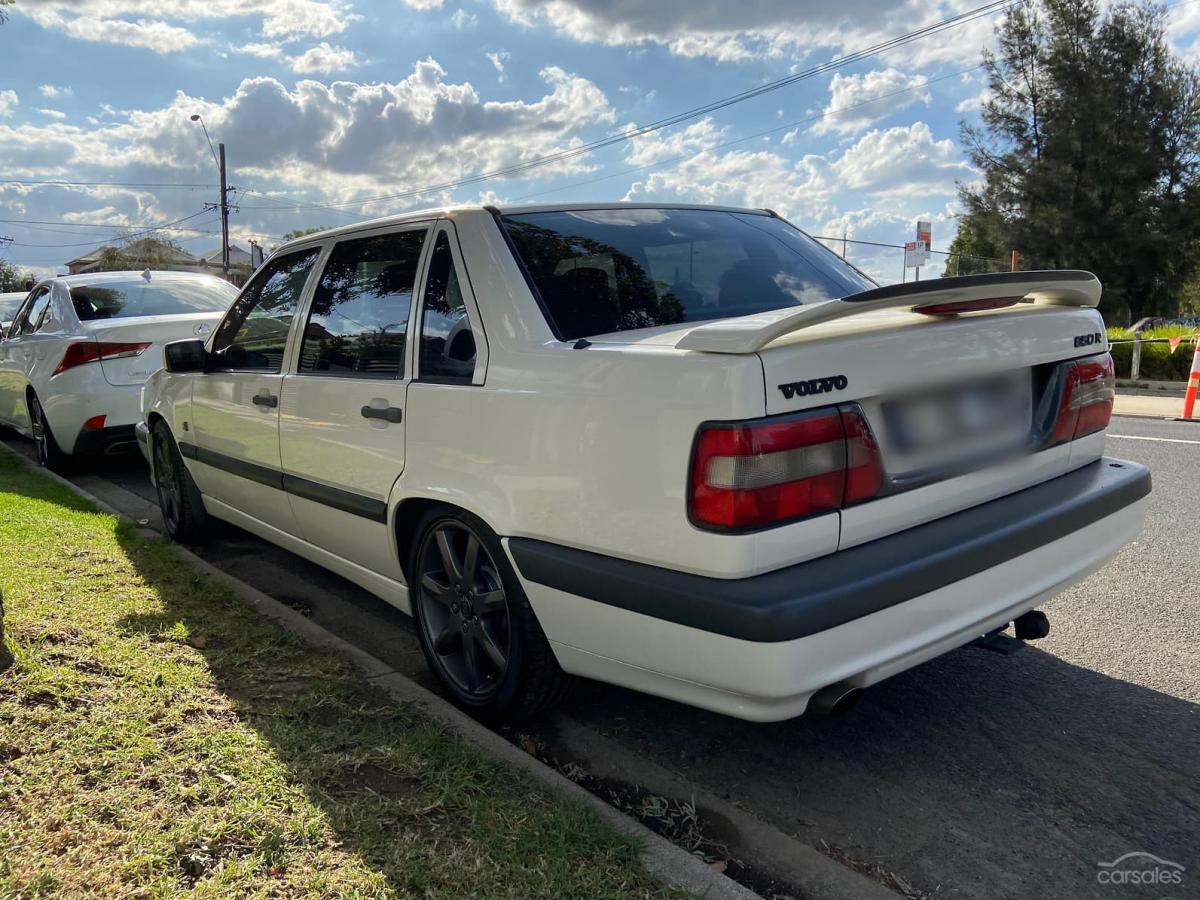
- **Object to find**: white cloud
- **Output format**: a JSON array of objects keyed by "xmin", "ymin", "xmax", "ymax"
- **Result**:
[
  {"xmin": 237, "ymin": 41, "xmax": 285, "ymax": 59},
  {"xmin": 404, "ymin": 0, "xmax": 444, "ymax": 8},
  {"xmin": 833, "ymin": 122, "xmax": 971, "ymax": 195},
  {"xmin": 289, "ymin": 42, "xmax": 359, "ymax": 74},
  {"xmin": 811, "ymin": 68, "xmax": 931, "ymax": 136},
  {"xmin": 487, "ymin": 50, "xmax": 511, "ymax": 80},
  {"xmin": 40, "ymin": 85, "xmax": 74, "ymax": 99},
  {"xmin": 451, "ymin": 8, "xmax": 478, "ymax": 28},
  {"xmin": 38, "ymin": 109, "xmax": 69, "ymax": 120},
  {"xmin": 17, "ymin": 1, "xmax": 352, "ymax": 50},
  {"xmin": 624, "ymin": 117, "xmax": 724, "ymax": 167},
  {"xmin": 780, "ymin": 127, "xmax": 799, "ymax": 146},
  {"xmin": 954, "ymin": 89, "xmax": 990, "ymax": 113},
  {"xmin": 0, "ymin": 91, "xmax": 17, "ymax": 118},
  {"xmin": 490, "ymin": 0, "xmax": 996, "ymax": 63}
]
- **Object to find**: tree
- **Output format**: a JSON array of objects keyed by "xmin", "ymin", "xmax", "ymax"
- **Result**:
[
  {"xmin": 0, "ymin": 260, "xmax": 32, "ymax": 292},
  {"xmin": 272, "ymin": 227, "xmax": 328, "ymax": 252},
  {"xmin": 950, "ymin": 0, "xmax": 1200, "ymax": 322},
  {"xmin": 0, "ymin": 1, "xmax": 14, "ymax": 25},
  {"xmin": 95, "ymin": 237, "xmax": 189, "ymax": 272}
]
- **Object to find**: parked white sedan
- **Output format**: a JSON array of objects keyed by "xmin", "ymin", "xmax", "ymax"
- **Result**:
[
  {"xmin": 0, "ymin": 291, "xmax": 27, "ymax": 336},
  {"xmin": 0, "ymin": 271, "xmax": 238, "ymax": 469},
  {"xmin": 140, "ymin": 204, "xmax": 1149, "ymax": 722}
]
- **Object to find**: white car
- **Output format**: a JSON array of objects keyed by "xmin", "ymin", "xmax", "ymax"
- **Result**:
[
  {"xmin": 0, "ymin": 290, "xmax": 27, "ymax": 336},
  {"xmin": 139, "ymin": 204, "xmax": 1150, "ymax": 722},
  {"xmin": 0, "ymin": 271, "xmax": 238, "ymax": 469}
]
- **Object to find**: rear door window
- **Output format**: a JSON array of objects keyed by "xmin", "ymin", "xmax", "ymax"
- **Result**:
[
  {"xmin": 419, "ymin": 231, "xmax": 477, "ymax": 383},
  {"xmin": 15, "ymin": 288, "xmax": 51, "ymax": 336},
  {"xmin": 298, "ymin": 228, "xmax": 425, "ymax": 379}
]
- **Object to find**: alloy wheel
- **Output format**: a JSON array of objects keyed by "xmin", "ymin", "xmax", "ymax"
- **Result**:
[
  {"xmin": 153, "ymin": 434, "xmax": 181, "ymax": 534},
  {"xmin": 29, "ymin": 398, "xmax": 48, "ymax": 467},
  {"xmin": 416, "ymin": 521, "xmax": 511, "ymax": 699}
]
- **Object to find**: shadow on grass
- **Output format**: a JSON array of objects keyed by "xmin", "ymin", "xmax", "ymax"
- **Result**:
[{"xmin": 0, "ymin": 447, "xmax": 665, "ymax": 898}]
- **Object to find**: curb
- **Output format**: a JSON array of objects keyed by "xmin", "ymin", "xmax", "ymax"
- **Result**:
[{"xmin": 7, "ymin": 448, "xmax": 760, "ymax": 900}]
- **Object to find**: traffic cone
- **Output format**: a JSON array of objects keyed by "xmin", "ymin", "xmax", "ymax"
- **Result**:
[{"xmin": 1183, "ymin": 339, "xmax": 1200, "ymax": 420}]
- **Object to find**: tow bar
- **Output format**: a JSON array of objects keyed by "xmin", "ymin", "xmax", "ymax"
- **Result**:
[{"xmin": 971, "ymin": 610, "xmax": 1051, "ymax": 655}]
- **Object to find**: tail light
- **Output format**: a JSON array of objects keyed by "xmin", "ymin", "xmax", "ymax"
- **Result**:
[
  {"xmin": 1052, "ymin": 353, "xmax": 1115, "ymax": 444},
  {"xmin": 914, "ymin": 296, "xmax": 1022, "ymax": 316},
  {"xmin": 53, "ymin": 341, "xmax": 151, "ymax": 376},
  {"xmin": 688, "ymin": 405, "xmax": 883, "ymax": 532}
]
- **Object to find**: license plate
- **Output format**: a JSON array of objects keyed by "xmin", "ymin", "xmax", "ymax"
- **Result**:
[{"xmin": 882, "ymin": 371, "xmax": 1032, "ymax": 467}]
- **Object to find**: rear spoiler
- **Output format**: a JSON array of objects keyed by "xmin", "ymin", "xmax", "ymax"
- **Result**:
[{"xmin": 675, "ymin": 270, "xmax": 1101, "ymax": 354}]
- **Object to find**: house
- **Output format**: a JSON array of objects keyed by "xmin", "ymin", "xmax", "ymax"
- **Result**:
[{"xmin": 64, "ymin": 239, "xmax": 200, "ymax": 275}]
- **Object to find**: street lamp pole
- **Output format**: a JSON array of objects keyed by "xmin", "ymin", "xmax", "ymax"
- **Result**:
[{"xmin": 190, "ymin": 113, "xmax": 231, "ymax": 280}]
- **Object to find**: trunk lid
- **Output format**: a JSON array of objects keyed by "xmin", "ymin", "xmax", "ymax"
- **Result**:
[{"xmin": 81, "ymin": 312, "xmax": 221, "ymax": 386}]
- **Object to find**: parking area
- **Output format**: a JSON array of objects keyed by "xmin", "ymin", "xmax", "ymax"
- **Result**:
[{"xmin": 6, "ymin": 415, "xmax": 1196, "ymax": 899}]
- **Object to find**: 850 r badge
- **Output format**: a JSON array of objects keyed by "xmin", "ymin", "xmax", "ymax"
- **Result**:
[{"xmin": 778, "ymin": 374, "xmax": 849, "ymax": 400}]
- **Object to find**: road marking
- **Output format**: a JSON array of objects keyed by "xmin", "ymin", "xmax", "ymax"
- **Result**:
[{"xmin": 1109, "ymin": 434, "xmax": 1200, "ymax": 445}]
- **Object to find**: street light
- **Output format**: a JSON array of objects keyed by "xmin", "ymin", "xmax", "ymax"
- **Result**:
[{"xmin": 190, "ymin": 113, "xmax": 230, "ymax": 279}]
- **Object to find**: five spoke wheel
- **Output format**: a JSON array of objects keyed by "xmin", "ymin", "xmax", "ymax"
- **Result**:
[
  {"xmin": 415, "ymin": 521, "xmax": 511, "ymax": 699},
  {"xmin": 153, "ymin": 431, "xmax": 181, "ymax": 535}
]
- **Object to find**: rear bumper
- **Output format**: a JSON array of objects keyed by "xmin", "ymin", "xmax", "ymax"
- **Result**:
[
  {"xmin": 73, "ymin": 423, "xmax": 138, "ymax": 457},
  {"xmin": 508, "ymin": 458, "xmax": 1150, "ymax": 720}
]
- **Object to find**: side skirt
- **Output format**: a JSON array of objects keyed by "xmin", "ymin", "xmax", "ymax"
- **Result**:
[{"xmin": 202, "ymin": 495, "xmax": 412, "ymax": 614}]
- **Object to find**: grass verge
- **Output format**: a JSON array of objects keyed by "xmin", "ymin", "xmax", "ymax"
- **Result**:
[{"xmin": 0, "ymin": 448, "xmax": 679, "ymax": 899}]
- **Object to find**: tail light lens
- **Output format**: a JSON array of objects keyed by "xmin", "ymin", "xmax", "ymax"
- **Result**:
[
  {"xmin": 689, "ymin": 405, "xmax": 883, "ymax": 532},
  {"xmin": 1052, "ymin": 352, "xmax": 1115, "ymax": 444},
  {"xmin": 913, "ymin": 296, "xmax": 1022, "ymax": 316},
  {"xmin": 53, "ymin": 341, "xmax": 151, "ymax": 376}
]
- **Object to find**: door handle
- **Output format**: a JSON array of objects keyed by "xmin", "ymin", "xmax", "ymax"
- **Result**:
[
  {"xmin": 252, "ymin": 393, "xmax": 278, "ymax": 408},
  {"xmin": 361, "ymin": 405, "xmax": 402, "ymax": 423}
]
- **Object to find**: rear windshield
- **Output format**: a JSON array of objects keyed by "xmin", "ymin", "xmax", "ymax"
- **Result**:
[
  {"xmin": 0, "ymin": 295, "xmax": 26, "ymax": 321},
  {"xmin": 70, "ymin": 277, "xmax": 239, "ymax": 321},
  {"xmin": 501, "ymin": 208, "xmax": 874, "ymax": 340}
]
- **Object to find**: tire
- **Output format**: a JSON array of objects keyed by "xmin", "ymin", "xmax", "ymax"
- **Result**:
[
  {"xmin": 151, "ymin": 421, "xmax": 209, "ymax": 543},
  {"xmin": 409, "ymin": 507, "xmax": 570, "ymax": 722},
  {"xmin": 27, "ymin": 392, "xmax": 72, "ymax": 473}
]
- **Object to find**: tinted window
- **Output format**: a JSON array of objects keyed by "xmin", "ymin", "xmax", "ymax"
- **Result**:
[
  {"xmin": 419, "ymin": 232, "xmax": 476, "ymax": 382},
  {"xmin": 70, "ymin": 277, "xmax": 238, "ymax": 321},
  {"xmin": 0, "ymin": 294, "xmax": 26, "ymax": 323},
  {"xmin": 298, "ymin": 230, "xmax": 424, "ymax": 378},
  {"xmin": 210, "ymin": 248, "xmax": 319, "ymax": 372},
  {"xmin": 501, "ymin": 208, "xmax": 874, "ymax": 340},
  {"xmin": 16, "ymin": 288, "xmax": 51, "ymax": 336}
]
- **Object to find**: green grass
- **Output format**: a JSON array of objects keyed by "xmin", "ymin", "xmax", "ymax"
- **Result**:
[
  {"xmin": 0, "ymin": 449, "xmax": 680, "ymax": 899},
  {"xmin": 1107, "ymin": 325, "xmax": 1199, "ymax": 381}
]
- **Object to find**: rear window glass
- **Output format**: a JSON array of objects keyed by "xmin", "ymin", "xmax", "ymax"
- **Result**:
[
  {"xmin": 0, "ymin": 295, "xmax": 26, "ymax": 321},
  {"xmin": 501, "ymin": 208, "xmax": 874, "ymax": 340},
  {"xmin": 70, "ymin": 277, "xmax": 239, "ymax": 321}
]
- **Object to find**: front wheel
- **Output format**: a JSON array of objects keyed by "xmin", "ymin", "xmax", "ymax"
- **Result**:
[
  {"xmin": 152, "ymin": 422, "xmax": 208, "ymax": 542},
  {"xmin": 409, "ymin": 508, "xmax": 569, "ymax": 721}
]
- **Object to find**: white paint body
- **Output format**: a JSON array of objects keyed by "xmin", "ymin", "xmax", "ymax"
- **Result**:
[
  {"xmin": 140, "ymin": 204, "xmax": 1145, "ymax": 721},
  {"xmin": 0, "ymin": 272, "xmax": 233, "ymax": 455}
]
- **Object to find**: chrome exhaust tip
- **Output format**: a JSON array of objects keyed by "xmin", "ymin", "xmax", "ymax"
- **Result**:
[{"xmin": 808, "ymin": 682, "xmax": 863, "ymax": 716}]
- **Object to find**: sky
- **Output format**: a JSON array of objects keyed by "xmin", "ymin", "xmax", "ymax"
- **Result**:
[{"xmin": 2, "ymin": 0, "xmax": 1199, "ymax": 284}]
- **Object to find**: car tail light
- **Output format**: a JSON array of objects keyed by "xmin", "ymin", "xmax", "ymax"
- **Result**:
[
  {"xmin": 53, "ymin": 341, "xmax": 151, "ymax": 376},
  {"xmin": 914, "ymin": 296, "xmax": 1022, "ymax": 316},
  {"xmin": 688, "ymin": 405, "xmax": 884, "ymax": 532},
  {"xmin": 1052, "ymin": 352, "xmax": 1115, "ymax": 444},
  {"xmin": 83, "ymin": 415, "xmax": 107, "ymax": 431}
]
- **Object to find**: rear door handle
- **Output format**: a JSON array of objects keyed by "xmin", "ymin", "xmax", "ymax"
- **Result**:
[
  {"xmin": 361, "ymin": 405, "xmax": 402, "ymax": 423},
  {"xmin": 252, "ymin": 393, "xmax": 278, "ymax": 408}
]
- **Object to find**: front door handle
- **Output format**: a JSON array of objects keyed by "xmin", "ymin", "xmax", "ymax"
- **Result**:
[
  {"xmin": 252, "ymin": 393, "xmax": 278, "ymax": 408},
  {"xmin": 361, "ymin": 405, "xmax": 402, "ymax": 423}
]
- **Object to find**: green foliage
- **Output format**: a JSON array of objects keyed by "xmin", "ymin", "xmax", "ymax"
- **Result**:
[
  {"xmin": 95, "ymin": 237, "xmax": 189, "ymax": 272},
  {"xmin": 0, "ymin": 259, "xmax": 33, "ymax": 292},
  {"xmin": 1107, "ymin": 325, "xmax": 1200, "ymax": 380},
  {"xmin": 951, "ymin": 0, "xmax": 1200, "ymax": 323}
]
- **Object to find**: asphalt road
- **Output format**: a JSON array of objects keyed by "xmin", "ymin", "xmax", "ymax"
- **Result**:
[{"xmin": 4, "ymin": 415, "xmax": 1197, "ymax": 899}]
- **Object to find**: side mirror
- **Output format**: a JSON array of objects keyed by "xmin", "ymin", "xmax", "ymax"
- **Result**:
[{"xmin": 164, "ymin": 338, "xmax": 208, "ymax": 373}]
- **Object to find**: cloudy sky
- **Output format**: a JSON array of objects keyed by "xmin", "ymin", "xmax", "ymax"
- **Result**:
[{"xmin": 2, "ymin": 0, "xmax": 1198, "ymax": 283}]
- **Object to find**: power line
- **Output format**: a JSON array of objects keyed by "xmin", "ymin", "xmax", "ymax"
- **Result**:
[
  {"xmin": 236, "ymin": 0, "xmax": 1013, "ymax": 213},
  {"xmin": 1, "ymin": 179, "xmax": 218, "ymax": 189},
  {"xmin": 7, "ymin": 210, "xmax": 212, "ymax": 249}
]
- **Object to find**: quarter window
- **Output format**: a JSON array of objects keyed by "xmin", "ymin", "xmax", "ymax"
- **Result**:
[
  {"xmin": 210, "ymin": 248, "xmax": 319, "ymax": 372},
  {"xmin": 419, "ymin": 232, "xmax": 477, "ymax": 383},
  {"xmin": 16, "ymin": 288, "xmax": 51, "ymax": 336},
  {"xmin": 298, "ymin": 229, "xmax": 425, "ymax": 378}
]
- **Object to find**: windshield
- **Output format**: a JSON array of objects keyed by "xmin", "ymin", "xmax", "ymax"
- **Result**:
[
  {"xmin": 70, "ymin": 277, "xmax": 239, "ymax": 321},
  {"xmin": 501, "ymin": 208, "xmax": 874, "ymax": 340}
]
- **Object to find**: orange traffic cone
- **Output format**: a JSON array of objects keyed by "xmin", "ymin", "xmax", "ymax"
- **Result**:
[{"xmin": 1183, "ymin": 339, "xmax": 1200, "ymax": 420}]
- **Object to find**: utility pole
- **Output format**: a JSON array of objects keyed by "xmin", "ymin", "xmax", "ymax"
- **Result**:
[{"xmin": 219, "ymin": 142, "xmax": 230, "ymax": 279}]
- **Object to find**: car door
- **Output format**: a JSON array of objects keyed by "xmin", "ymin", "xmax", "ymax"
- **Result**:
[
  {"xmin": 189, "ymin": 247, "xmax": 321, "ymax": 535},
  {"xmin": 278, "ymin": 223, "xmax": 430, "ymax": 578},
  {"xmin": 0, "ymin": 287, "xmax": 51, "ymax": 429}
]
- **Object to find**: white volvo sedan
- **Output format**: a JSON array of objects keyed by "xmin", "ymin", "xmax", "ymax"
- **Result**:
[
  {"xmin": 139, "ymin": 204, "xmax": 1149, "ymax": 722},
  {"xmin": 0, "ymin": 271, "xmax": 238, "ymax": 469}
]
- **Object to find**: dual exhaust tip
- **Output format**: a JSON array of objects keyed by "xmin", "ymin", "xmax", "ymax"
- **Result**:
[{"xmin": 809, "ymin": 609, "xmax": 1051, "ymax": 716}]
